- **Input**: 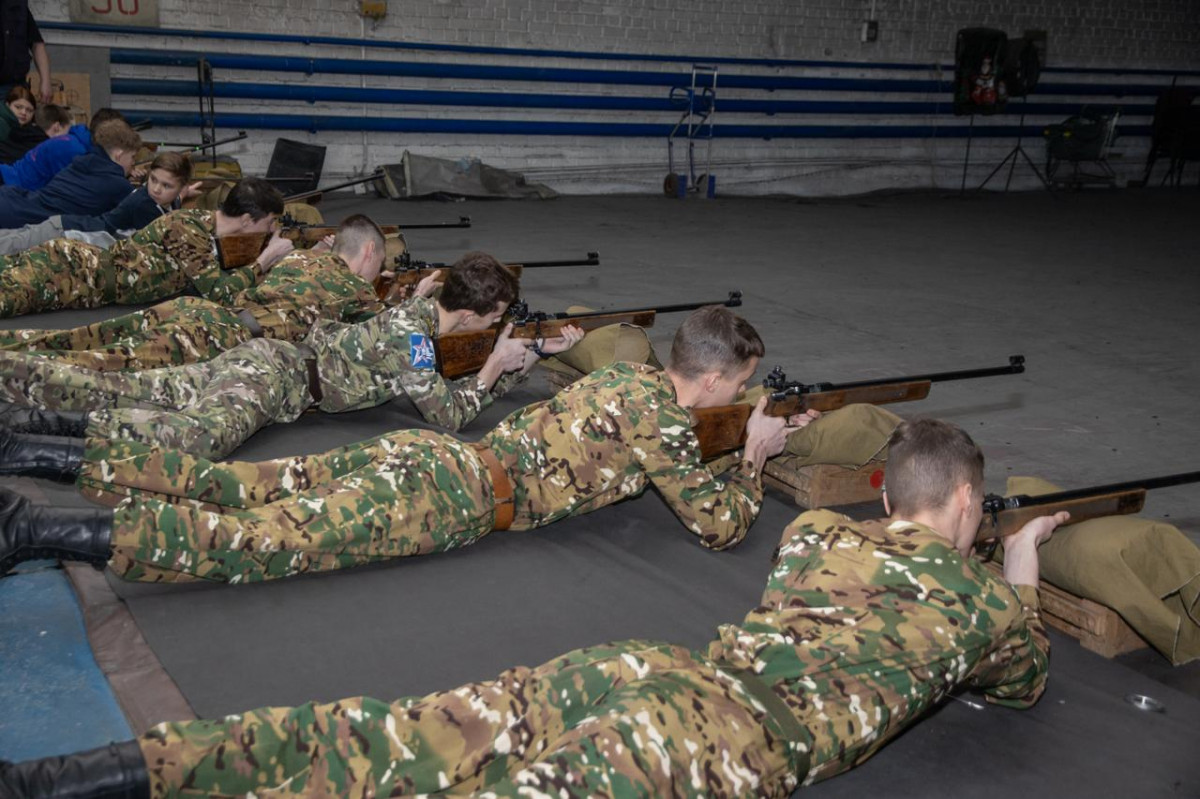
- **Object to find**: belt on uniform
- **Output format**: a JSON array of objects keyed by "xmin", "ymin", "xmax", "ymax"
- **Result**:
[
  {"xmin": 236, "ymin": 308, "xmax": 265, "ymax": 338},
  {"xmin": 471, "ymin": 442, "xmax": 513, "ymax": 532},
  {"xmin": 718, "ymin": 663, "xmax": 812, "ymax": 782}
]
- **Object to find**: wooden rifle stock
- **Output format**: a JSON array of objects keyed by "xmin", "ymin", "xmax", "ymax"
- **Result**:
[
  {"xmin": 436, "ymin": 291, "xmax": 740, "ymax": 379},
  {"xmin": 692, "ymin": 355, "xmax": 1025, "ymax": 461},
  {"xmin": 974, "ymin": 470, "xmax": 1200, "ymax": 543},
  {"xmin": 216, "ymin": 233, "xmax": 269, "ymax": 269}
]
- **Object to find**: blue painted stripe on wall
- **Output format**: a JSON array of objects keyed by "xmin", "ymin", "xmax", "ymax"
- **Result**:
[
  {"xmin": 111, "ymin": 77, "xmax": 1154, "ymax": 118},
  {"xmin": 121, "ymin": 110, "xmax": 1152, "ymax": 139}
]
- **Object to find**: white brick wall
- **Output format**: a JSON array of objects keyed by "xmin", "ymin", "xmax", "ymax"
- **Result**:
[{"xmin": 29, "ymin": 1, "xmax": 1200, "ymax": 195}]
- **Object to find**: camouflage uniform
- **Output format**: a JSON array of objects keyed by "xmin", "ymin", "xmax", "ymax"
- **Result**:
[
  {"xmin": 132, "ymin": 510, "xmax": 1048, "ymax": 797},
  {"xmin": 75, "ymin": 363, "xmax": 762, "ymax": 582},
  {"xmin": 0, "ymin": 250, "xmax": 384, "ymax": 370},
  {"xmin": 0, "ymin": 297, "xmax": 517, "ymax": 458},
  {"xmin": 0, "ymin": 209, "xmax": 256, "ymax": 318}
]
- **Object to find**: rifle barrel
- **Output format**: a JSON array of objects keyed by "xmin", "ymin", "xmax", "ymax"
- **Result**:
[
  {"xmin": 823, "ymin": 355, "xmax": 1025, "ymax": 392},
  {"xmin": 394, "ymin": 216, "xmax": 472, "ymax": 230},
  {"xmin": 531, "ymin": 291, "xmax": 740, "ymax": 321},
  {"xmin": 284, "ymin": 170, "xmax": 384, "ymax": 202},
  {"xmin": 152, "ymin": 131, "xmax": 248, "ymax": 151},
  {"xmin": 999, "ymin": 471, "xmax": 1200, "ymax": 509}
]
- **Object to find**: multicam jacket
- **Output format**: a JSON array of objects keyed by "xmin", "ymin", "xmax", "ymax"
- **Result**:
[{"xmin": 708, "ymin": 509, "xmax": 1050, "ymax": 786}]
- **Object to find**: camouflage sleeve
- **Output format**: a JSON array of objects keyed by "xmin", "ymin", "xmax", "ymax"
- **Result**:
[
  {"xmin": 489, "ymin": 369, "xmax": 528, "ymax": 399},
  {"xmin": 406, "ymin": 371, "xmax": 494, "ymax": 430},
  {"xmin": 315, "ymin": 314, "xmax": 494, "ymax": 430},
  {"xmin": 192, "ymin": 263, "xmax": 259, "ymax": 305},
  {"xmin": 967, "ymin": 583, "xmax": 1050, "ymax": 708},
  {"xmin": 634, "ymin": 401, "xmax": 763, "ymax": 549},
  {"xmin": 341, "ymin": 286, "xmax": 386, "ymax": 323}
]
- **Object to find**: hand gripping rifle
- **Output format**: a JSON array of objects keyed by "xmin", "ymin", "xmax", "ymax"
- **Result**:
[
  {"xmin": 375, "ymin": 251, "xmax": 600, "ymax": 304},
  {"xmin": 692, "ymin": 355, "xmax": 1027, "ymax": 461},
  {"xmin": 436, "ymin": 291, "xmax": 743, "ymax": 379},
  {"xmin": 975, "ymin": 471, "xmax": 1200, "ymax": 545}
]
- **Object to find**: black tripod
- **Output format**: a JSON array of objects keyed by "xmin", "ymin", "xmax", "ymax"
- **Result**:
[{"xmin": 978, "ymin": 111, "xmax": 1052, "ymax": 192}]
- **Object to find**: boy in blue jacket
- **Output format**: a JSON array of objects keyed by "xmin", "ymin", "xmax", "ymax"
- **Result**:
[
  {"xmin": 0, "ymin": 151, "xmax": 197, "ymax": 255},
  {"xmin": 0, "ymin": 108, "xmax": 122, "ymax": 191},
  {"xmin": 0, "ymin": 117, "xmax": 139, "ymax": 228}
]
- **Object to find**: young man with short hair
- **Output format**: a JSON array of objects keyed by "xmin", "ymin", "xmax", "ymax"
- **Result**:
[
  {"xmin": 0, "ymin": 176, "xmax": 291, "ymax": 318},
  {"xmin": 0, "ymin": 251, "xmax": 578, "ymax": 458},
  {"xmin": 0, "ymin": 419, "xmax": 1061, "ymax": 796},
  {"xmin": 0, "ymin": 305, "xmax": 780, "ymax": 583}
]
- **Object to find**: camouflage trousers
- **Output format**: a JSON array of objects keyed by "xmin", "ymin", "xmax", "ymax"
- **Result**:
[
  {"xmin": 0, "ymin": 338, "xmax": 313, "ymax": 460},
  {"xmin": 80, "ymin": 430, "xmax": 500, "ymax": 582},
  {"xmin": 0, "ymin": 296, "xmax": 252, "ymax": 370},
  {"xmin": 0, "ymin": 238, "xmax": 116, "ymax": 318},
  {"xmin": 139, "ymin": 640, "xmax": 801, "ymax": 797}
]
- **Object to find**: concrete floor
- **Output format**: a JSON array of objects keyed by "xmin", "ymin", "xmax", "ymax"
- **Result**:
[{"xmin": 318, "ymin": 187, "xmax": 1200, "ymax": 538}]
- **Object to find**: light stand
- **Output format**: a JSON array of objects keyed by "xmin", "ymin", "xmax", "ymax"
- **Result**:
[{"xmin": 977, "ymin": 110, "xmax": 1052, "ymax": 192}]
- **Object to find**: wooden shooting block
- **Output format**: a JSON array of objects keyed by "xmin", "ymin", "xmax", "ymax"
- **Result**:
[
  {"xmin": 762, "ymin": 461, "xmax": 885, "ymax": 509},
  {"xmin": 982, "ymin": 562, "xmax": 1149, "ymax": 659}
]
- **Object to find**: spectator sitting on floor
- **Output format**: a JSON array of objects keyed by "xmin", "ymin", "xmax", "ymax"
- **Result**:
[{"xmin": 0, "ymin": 100, "xmax": 69, "ymax": 164}]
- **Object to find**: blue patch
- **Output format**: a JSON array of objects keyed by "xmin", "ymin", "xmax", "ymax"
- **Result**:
[{"xmin": 410, "ymin": 333, "xmax": 436, "ymax": 370}]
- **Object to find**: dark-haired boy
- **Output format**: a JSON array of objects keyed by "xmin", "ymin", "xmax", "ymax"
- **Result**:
[
  {"xmin": 0, "ymin": 214, "xmax": 390, "ymax": 369},
  {"xmin": 0, "ymin": 420, "xmax": 1061, "ymax": 796},
  {"xmin": 0, "ymin": 251, "xmax": 581, "ymax": 458},
  {"xmin": 0, "ymin": 117, "xmax": 141, "ymax": 227},
  {"xmin": 0, "ymin": 177, "xmax": 291, "ymax": 318}
]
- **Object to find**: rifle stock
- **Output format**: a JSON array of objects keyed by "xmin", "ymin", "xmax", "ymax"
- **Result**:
[
  {"xmin": 216, "ymin": 233, "xmax": 269, "ymax": 269},
  {"xmin": 436, "ymin": 292, "xmax": 740, "ymax": 379},
  {"xmin": 975, "ymin": 491, "xmax": 1146, "ymax": 542},
  {"xmin": 692, "ymin": 356, "xmax": 1024, "ymax": 461},
  {"xmin": 974, "ymin": 470, "xmax": 1200, "ymax": 543}
]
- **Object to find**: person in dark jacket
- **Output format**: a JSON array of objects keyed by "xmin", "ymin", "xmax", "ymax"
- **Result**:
[
  {"xmin": 0, "ymin": 117, "xmax": 139, "ymax": 228},
  {"xmin": 0, "ymin": 108, "xmax": 121, "ymax": 191},
  {"xmin": 0, "ymin": 3, "xmax": 51, "ymax": 102},
  {"xmin": 0, "ymin": 151, "xmax": 197, "ymax": 254},
  {"xmin": 0, "ymin": 83, "xmax": 34, "ymax": 143},
  {"xmin": 0, "ymin": 100, "xmax": 68, "ymax": 163}
]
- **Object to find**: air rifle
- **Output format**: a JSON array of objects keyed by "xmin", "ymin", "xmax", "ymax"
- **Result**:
[
  {"xmin": 374, "ymin": 251, "xmax": 600, "ymax": 304},
  {"xmin": 136, "ymin": 131, "xmax": 248, "ymax": 168},
  {"xmin": 692, "ymin": 355, "xmax": 1026, "ymax": 461},
  {"xmin": 975, "ymin": 471, "xmax": 1200, "ymax": 543},
  {"xmin": 284, "ymin": 170, "xmax": 385, "ymax": 204},
  {"xmin": 276, "ymin": 214, "xmax": 472, "ymax": 247},
  {"xmin": 436, "ymin": 291, "xmax": 742, "ymax": 379}
]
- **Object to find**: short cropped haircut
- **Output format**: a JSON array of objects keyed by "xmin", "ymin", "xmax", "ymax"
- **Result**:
[
  {"xmin": 333, "ymin": 214, "xmax": 385, "ymax": 261},
  {"xmin": 884, "ymin": 419, "xmax": 985, "ymax": 518},
  {"xmin": 92, "ymin": 118, "xmax": 141, "ymax": 155},
  {"xmin": 668, "ymin": 306, "xmax": 765, "ymax": 379},
  {"xmin": 439, "ymin": 252, "xmax": 520, "ymax": 315},
  {"xmin": 220, "ymin": 177, "xmax": 284, "ymax": 220},
  {"xmin": 89, "ymin": 108, "xmax": 125, "ymax": 135},
  {"xmin": 149, "ymin": 151, "xmax": 192, "ymax": 182},
  {"xmin": 6, "ymin": 85, "xmax": 35, "ymax": 107},
  {"xmin": 34, "ymin": 104, "xmax": 70, "ymax": 130}
]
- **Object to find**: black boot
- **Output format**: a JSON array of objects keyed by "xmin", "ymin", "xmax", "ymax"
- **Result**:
[
  {"xmin": 0, "ymin": 427, "xmax": 85, "ymax": 482},
  {"xmin": 0, "ymin": 740, "xmax": 149, "ymax": 798},
  {"xmin": 0, "ymin": 402, "xmax": 90, "ymax": 438},
  {"xmin": 0, "ymin": 486, "xmax": 113, "ymax": 577}
]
